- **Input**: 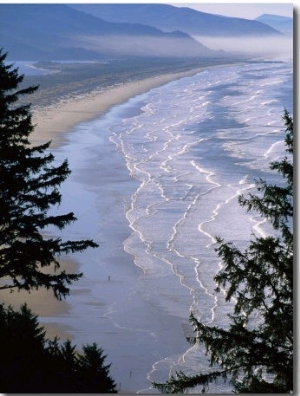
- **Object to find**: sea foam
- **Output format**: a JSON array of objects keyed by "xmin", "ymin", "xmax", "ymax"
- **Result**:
[{"xmin": 44, "ymin": 59, "xmax": 292, "ymax": 393}]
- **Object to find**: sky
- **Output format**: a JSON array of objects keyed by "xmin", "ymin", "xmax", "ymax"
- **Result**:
[
  {"xmin": 172, "ymin": 2, "xmax": 293, "ymax": 19},
  {"xmin": 8, "ymin": 0, "xmax": 294, "ymax": 20}
]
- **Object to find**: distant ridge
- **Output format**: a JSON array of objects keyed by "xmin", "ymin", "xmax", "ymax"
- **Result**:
[
  {"xmin": 0, "ymin": 3, "xmax": 221, "ymax": 60},
  {"xmin": 71, "ymin": 3, "xmax": 282, "ymax": 37},
  {"xmin": 255, "ymin": 14, "xmax": 293, "ymax": 36}
]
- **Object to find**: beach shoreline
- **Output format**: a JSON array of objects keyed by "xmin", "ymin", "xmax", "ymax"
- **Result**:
[
  {"xmin": 11, "ymin": 61, "xmax": 240, "ymax": 340},
  {"xmin": 32, "ymin": 63, "xmax": 239, "ymax": 148}
]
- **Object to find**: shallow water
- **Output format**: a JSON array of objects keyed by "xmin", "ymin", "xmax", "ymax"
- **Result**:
[
  {"xmin": 13, "ymin": 61, "xmax": 51, "ymax": 76},
  {"xmin": 43, "ymin": 59, "xmax": 292, "ymax": 393}
]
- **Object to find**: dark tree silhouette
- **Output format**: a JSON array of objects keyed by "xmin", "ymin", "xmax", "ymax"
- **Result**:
[
  {"xmin": 0, "ymin": 303, "xmax": 117, "ymax": 392},
  {"xmin": 0, "ymin": 49, "xmax": 98, "ymax": 299},
  {"xmin": 154, "ymin": 110, "xmax": 293, "ymax": 393},
  {"xmin": 77, "ymin": 343, "xmax": 117, "ymax": 393}
]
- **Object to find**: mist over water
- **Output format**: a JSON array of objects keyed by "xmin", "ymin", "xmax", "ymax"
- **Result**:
[
  {"xmin": 45, "ymin": 59, "xmax": 292, "ymax": 393},
  {"xmin": 193, "ymin": 35, "xmax": 293, "ymax": 60}
]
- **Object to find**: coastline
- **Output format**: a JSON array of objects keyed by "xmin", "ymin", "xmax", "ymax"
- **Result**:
[
  {"xmin": 6, "ymin": 58, "xmax": 290, "ymax": 391},
  {"xmin": 32, "ymin": 64, "xmax": 232, "ymax": 147},
  {"xmin": 5, "ymin": 65, "xmax": 217, "ymax": 339},
  {"xmin": 0, "ymin": 258, "xmax": 80, "ymax": 340},
  {"xmin": 20, "ymin": 62, "xmax": 238, "ymax": 340}
]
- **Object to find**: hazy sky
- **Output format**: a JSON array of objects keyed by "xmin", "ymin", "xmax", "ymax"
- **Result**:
[
  {"xmin": 172, "ymin": 2, "xmax": 293, "ymax": 19},
  {"xmin": 12, "ymin": 0, "xmax": 294, "ymax": 20}
]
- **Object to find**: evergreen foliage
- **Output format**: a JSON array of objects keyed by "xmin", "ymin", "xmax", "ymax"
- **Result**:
[
  {"xmin": 77, "ymin": 343, "xmax": 117, "ymax": 393},
  {"xmin": 0, "ymin": 49, "xmax": 98, "ymax": 299},
  {"xmin": 0, "ymin": 303, "xmax": 117, "ymax": 392},
  {"xmin": 153, "ymin": 110, "xmax": 293, "ymax": 393}
]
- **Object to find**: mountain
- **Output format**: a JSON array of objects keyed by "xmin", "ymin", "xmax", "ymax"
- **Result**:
[
  {"xmin": 255, "ymin": 14, "xmax": 293, "ymax": 36},
  {"xmin": 0, "ymin": 4, "xmax": 220, "ymax": 60},
  {"xmin": 71, "ymin": 4, "xmax": 282, "ymax": 37}
]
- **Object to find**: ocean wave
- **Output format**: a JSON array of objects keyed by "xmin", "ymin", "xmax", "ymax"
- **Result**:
[
  {"xmin": 110, "ymin": 60, "xmax": 292, "ymax": 392},
  {"xmin": 47, "ymin": 59, "xmax": 292, "ymax": 393}
]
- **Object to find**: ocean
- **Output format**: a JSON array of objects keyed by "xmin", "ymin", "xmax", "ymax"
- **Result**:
[{"xmin": 43, "ymin": 59, "xmax": 293, "ymax": 393}]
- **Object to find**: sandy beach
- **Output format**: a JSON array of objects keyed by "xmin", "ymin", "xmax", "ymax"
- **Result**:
[
  {"xmin": 6, "ymin": 61, "xmax": 240, "ymax": 339},
  {"xmin": 2, "ymin": 66, "xmax": 211, "ymax": 339},
  {"xmin": 5, "ymin": 61, "xmax": 245, "ymax": 390},
  {"xmin": 32, "ymin": 66, "xmax": 219, "ymax": 148},
  {"xmin": 4, "ymin": 56, "xmax": 292, "ymax": 392}
]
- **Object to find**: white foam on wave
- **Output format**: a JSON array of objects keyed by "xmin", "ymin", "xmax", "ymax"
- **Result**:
[
  {"xmin": 46, "ymin": 59, "xmax": 292, "ymax": 393},
  {"xmin": 110, "ymin": 60, "xmax": 292, "ymax": 392}
]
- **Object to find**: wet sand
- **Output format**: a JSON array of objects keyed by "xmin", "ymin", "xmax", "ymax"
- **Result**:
[
  {"xmin": 31, "ymin": 65, "xmax": 223, "ymax": 148},
  {"xmin": 1, "ymin": 66, "xmax": 211, "ymax": 340},
  {"xmin": 7, "ymin": 61, "xmax": 237, "ymax": 345},
  {"xmin": 0, "ymin": 259, "xmax": 78, "ymax": 340},
  {"xmin": 2, "ymin": 60, "xmax": 246, "ymax": 391}
]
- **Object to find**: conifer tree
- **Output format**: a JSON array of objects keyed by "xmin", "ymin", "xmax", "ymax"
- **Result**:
[
  {"xmin": 0, "ymin": 49, "xmax": 98, "ymax": 299},
  {"xmin": 77, "ymin": 343, "xmax": 117, "ymax": 393},
  {"xmin": 0, "ymin": 303, "xmax": 46, "ymax": 391},
  {"xmin": 0, "ymin": 303, "xmax": 117, "ymax": 392},
  {"xmin": 153, "ymin": 110, "xmax": 293, "ymax": 393}
]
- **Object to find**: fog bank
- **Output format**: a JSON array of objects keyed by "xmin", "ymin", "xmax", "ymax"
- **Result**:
[{"xmin": 193, "ymin": 35, "xmax": 293, "ymax": 60}]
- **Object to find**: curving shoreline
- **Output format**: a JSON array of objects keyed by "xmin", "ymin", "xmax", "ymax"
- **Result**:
[
  {"xmin": 31, "ymin": 63, "xmax": 238, "ymax": 148},
  {"xmin": 8, "ymin": 61, "xmax": 241, "ymax": 340}
]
